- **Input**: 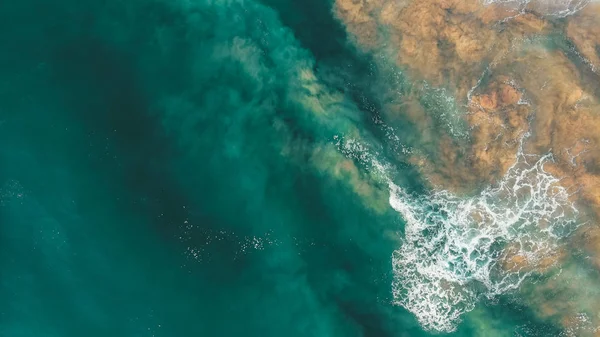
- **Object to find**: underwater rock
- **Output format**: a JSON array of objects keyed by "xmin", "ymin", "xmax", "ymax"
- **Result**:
[
  {"xmin": 335, "ymin": 0, "xmax": 553, "ymax": 95},
  {"xmin": 336, "ymin": 0, "xmax": 600, "ymax": 333},
  {"xmin": 567, "ymin": 2, "xmax": 600, "ymax": 72}
]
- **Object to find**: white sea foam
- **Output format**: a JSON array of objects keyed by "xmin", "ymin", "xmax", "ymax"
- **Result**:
[
  {"xmin": 482, "ymin": 0, "xmax": 590, "ymax": 17},
  {"xmin": 332, "ymin": 131, "xmax": 583, "ymax": 332},
  {"xmin": 389, "ymin": 145, "xmax": 581, "ymax": 332},
  {"xmin": 421, "ymin": 83, "xmax": 471, "ymax": 140}
]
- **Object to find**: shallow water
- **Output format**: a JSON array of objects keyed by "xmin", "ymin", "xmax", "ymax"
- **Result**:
[{"xmin": 1, "ymin": 0, "xmax": 599, "ymax": 336}]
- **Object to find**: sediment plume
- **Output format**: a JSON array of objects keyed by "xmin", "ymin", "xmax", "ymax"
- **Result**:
[{"xmin": 519, "ymin": 257, "xmax": 600, "ymax": 337}]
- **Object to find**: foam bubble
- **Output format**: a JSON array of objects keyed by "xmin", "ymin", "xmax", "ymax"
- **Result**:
[
  {"xmin": 389, "ymin": 145, "xmax": 581, "ymax": 332},
  {"xmin": 0, "ymin": 179, "xmax": 25, "ymax": 206},
  {"xmin": 420, "ymin": 83, "xmax": 470, "ymax": 140},
  {"xmin": 331, "ymin": 129, "xmax": 583, "ymax": 332},
  {"xmin": 482, "ymin": 0, "xmax": 590, "ymax": 17}
]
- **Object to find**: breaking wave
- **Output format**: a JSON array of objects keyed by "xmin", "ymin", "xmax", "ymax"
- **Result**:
[{"xmin": 389, "ymin": 145, "xmax": 582, "ymax": 332}]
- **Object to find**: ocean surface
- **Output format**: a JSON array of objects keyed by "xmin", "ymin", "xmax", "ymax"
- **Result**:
[{"xmin": 1, "ymin": 0, "xmax": 600, "ymax": 336}]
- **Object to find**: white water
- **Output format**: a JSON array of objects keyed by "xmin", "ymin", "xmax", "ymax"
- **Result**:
[
  {"xmin": 389, "ymin": 146, "xmax": 581, "ymax": 332},
  {"xmin": 483, "ymin": 0, "xmax": 590, "ymax": 17},
  {"xmin": 333, "ymin": 129, "xmax": 583, "ymax": 332}
]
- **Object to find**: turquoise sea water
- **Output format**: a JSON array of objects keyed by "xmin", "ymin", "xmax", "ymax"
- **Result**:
[{"xmin": 0, "ymin": 0, "xmax": 575, "ymax": 336}]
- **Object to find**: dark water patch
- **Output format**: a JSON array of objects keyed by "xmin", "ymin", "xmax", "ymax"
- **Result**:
[
  {"xmin": 257, "ymin": 0, "xmax": 357, "ymax": 64},
  {"xmin": 48, "ymin": 32, "xmax": 195, "ymax": 240}
]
